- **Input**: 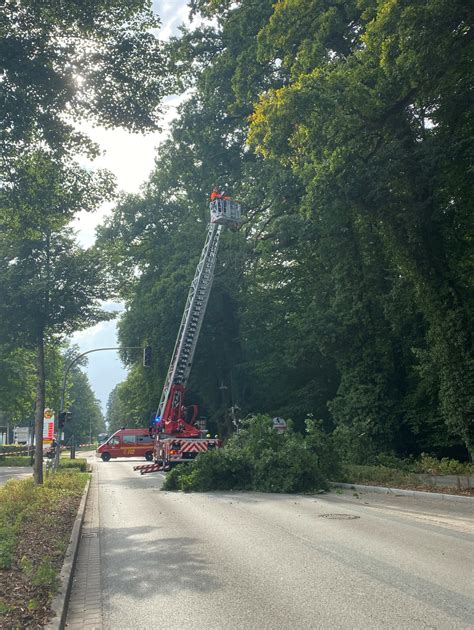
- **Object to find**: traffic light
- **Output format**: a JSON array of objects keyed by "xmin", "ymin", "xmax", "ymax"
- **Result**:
[
  {"xmin": 58, "ymin": 411, "xmax": 72, "ymax": 429},
  {"xmin": 143, "ymin": 345, "xmax": 152, "ymax": 368}
]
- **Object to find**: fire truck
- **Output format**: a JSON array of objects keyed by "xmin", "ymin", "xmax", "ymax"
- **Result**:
[{"xmin": 134, "ymin": 197, "xmax": 242, "ymax": 475}]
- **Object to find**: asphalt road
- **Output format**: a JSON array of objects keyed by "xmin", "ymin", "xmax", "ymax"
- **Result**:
[
  {"xmin": 95, "ymin": 458, "xmax": 473, "ymax": 630},
  {"xmin": 0, "ymin": 466, "xmax": 32, "ymax": 486}
]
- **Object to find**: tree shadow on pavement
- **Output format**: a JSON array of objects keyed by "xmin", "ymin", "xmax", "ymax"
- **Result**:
[{"xmin": 101, "ymin": 526, "xmax": 221, "ymax": 599}]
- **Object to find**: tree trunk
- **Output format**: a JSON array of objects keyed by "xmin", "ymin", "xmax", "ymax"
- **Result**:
[{"xmin": 33, "ymin": 334, "xmax": 45, "ymax": 485}]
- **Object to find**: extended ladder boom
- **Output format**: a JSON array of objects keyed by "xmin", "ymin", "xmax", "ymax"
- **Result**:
[
  {"xmin": 153, "ymin": 198, "xmax": 241, "ymax": 437},
  {"xmin": 156, "ymin": 222, "xmax": 222, "ymax": 424}
]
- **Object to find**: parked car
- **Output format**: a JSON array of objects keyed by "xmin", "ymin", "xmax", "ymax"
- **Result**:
[{"xmin": 96, "ymin": 428, "xmax": 154, "ymax": 462}]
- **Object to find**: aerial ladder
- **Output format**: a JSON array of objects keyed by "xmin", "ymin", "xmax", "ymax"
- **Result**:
[{"xmin": 135, "ymin": 197, "xmax": 241, "ymax": 474}]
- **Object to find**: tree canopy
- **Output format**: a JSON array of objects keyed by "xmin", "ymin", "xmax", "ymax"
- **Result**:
[
  {"xmin": 99, "ymin": 0, "xmax": 473, "ymax": 461},
  {"xmin": 1, "ymin": 0, "xmax": 472, "ymax": 468},
  {"xmin": 0, "ymin": 0, "xmax": 172, "ymax": 482}
]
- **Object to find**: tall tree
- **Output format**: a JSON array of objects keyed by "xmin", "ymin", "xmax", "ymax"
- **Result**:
[
  {"xmin": 99, "ymin": 0, "xmax": 473, "ymax": 461},
  {"xmin": 65, "ymin": 367, "xmax": 105, "ymax": 444},
  {"xmin": 0, "ymin": 152, "xmax": 115, "ymax": 482},
  {"xmin": 1, "ymin": 0, "xmax": 174, "ymax": 481},
  {"xmin": 249, "ymin": 0, "xmax": 474, "ymax": 456},
  {"xmin": 1, "ymin": 0, "xmax": 170, "ymax": 167}
]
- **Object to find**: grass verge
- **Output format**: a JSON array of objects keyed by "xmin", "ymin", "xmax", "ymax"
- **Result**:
[
  {"xmin": 338, "ymin": 465, "xmax": 474, "ymax": 496},
  {"xmin": 0, "ymin": 469, "xmax": 89, "ymax": 628},
  {"xmin": 0, "ymin": 456, "xmax": 32, "ymax": 467},
  {"xmin": 58, "ymin": 458, "xmax": 88, "ymax": 472},
  {"xmin": 0, "ymin": 456, "xmax": 88, "ymax": 470}
]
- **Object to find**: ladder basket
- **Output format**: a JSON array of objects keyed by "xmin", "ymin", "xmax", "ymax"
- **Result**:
[{"xmin": 210, "ymin": 199, "xmax": 242, "ymax": 227}]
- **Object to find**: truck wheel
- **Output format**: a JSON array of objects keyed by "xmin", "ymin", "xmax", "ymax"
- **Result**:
[
  {"xmin": 145, "ymin": 451, "xmax": 153, "ymax": 461},
  {"xmin": 101, "ymin": 452, "xmax": 111, "ymax": 462}
]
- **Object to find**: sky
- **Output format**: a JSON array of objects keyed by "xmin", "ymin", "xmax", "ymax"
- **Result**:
[{"xmin": 70, "ymin": 0, "xmax": 192, "ymax": 414}]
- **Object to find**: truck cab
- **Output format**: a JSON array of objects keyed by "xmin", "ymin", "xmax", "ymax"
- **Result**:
[{"xmin": 96, "ymin": 428, "xmax": 155, "ymax": 462}]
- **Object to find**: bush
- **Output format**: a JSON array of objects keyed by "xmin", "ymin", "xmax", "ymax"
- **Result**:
[
  {"xmin": 164, "ymin": 449, "xmax": 253, "ymax": 492},
  {"xmin": 343, "ymin": 464, "xmax": 420, "ymax": 487},
  {"xmin": 304, "ymin": 418, "xmax": 343, "ymax": 480},
  {"xmin": 163, "ymin": 415, "xmax": 329, "ymax": 494},
  {"xmin": 0, "ymin": 445, "xmax": 29, "ymax": 455},
  {"xmin": 58, "ymin": 459, "xmax": 88, "ymax": 472},
  {"xmin": 330, "ymin": 423, "xmax": 378, "ymax": 465},
  {"xmin": 0, "ymin": 471, "xmax": 88, "ymax": 570},
  {"xmin": 416, "ymin": 454, "xmax": 474, "ymax": 475},
  {"xmin": 0, "ymin": 456, "xmax": 31, "ymax": 467}
]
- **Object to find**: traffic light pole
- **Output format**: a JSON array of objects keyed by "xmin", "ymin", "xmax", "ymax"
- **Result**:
[{"xmin": 54, "ymin": 345, "xmax": 146, "ymax": 468}]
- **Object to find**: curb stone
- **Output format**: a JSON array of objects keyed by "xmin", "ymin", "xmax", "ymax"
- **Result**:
[
  {"xmin": 331, "ymin": 482, "xmax": 474, "ymax": 503},
  {"xmin": 46, "ymin": 478, "xmax": 91, "ymax": 630}
]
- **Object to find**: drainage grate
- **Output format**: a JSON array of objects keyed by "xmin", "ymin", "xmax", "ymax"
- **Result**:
[
  {"xmin": 318, "ymin": 513, "xmax": 360, "ymax": 520},
  {"xmin": 81, "ymin": 532, "xmax": 98, "ymax": 538}
]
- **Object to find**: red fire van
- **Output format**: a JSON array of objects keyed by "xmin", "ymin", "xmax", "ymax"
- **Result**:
[{"xmin": 96, "ymin": 428, "xmax": 154, "ymax": 462}]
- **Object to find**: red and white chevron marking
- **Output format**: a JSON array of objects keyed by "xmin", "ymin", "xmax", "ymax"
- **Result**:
[
  {"xmin": 178, "ymin": 441, "xmax": 211, "ymax": 453},
  {"xmin": 133, "ymin": 463, "xmax": 163, "ymax": 474}
]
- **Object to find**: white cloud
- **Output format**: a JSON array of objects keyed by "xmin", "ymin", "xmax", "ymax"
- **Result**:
[{"xmin": 72, "ymin": 94, "xmax": 188, "ymax": 248}]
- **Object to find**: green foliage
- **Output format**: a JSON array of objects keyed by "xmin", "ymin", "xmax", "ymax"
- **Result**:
[
  {"xmin": 32, "ymin": 560, "xmax": 59, "ymax": 591},
  {"xmin": 305, "ymin": 418, "xmax": 344, "ymax": 480},
  {"xmin": 2, "ymin": 473, "xmax": 84, "ymax": 625},
  {"xmin": 99, "ymin": 0, "xmax": 472, "ymax": 464},
  {"xmin": 0, "ymin": 445, "xmax": 29, "ymax": 454},
  {"xmin": 0, "ymin": 346, "xmax": 36, "ymax": 421},
  {"xmin": 105, "ymin": 367, "xmax": 153, "ymax": 433},
  {"xmin": 1, "ymin": 0, "xmax": 174, "ymax": 486},
  {"xmin": 1, "ymin": 0, "xmax": 170, "ymax": 169},
  {"xmin": 0, "ymin": 456, "xmax": 31, "ymax": 467},
  {"xmin": 163, "ymin": 415, "xmax": 329, "ymax": 493},
  {"xmin": 371, "ymin": 453, "xmax": 474, "ymax": 476},
  {"xmin": 27, "ymin": 598, "xmax": 41, "ymax": 611},
  {"xmin": 249, "ymin": 0, "xmax": 474, "ymax": 457},
  {"xmin": 0, "ymin": 526, "xmax": 17, "ymax": 570},
  {"xmin": 342, "ymin": 455, "xmax": 474, "ymax": 489},
  {"xmin": 58, "ymin": 459, "xmax": 88, "ymax": 473},
  {"xmin": 0, "ymin": 469, "xmax": 88, "ymax": 570},
  {"xmin": 0, "ymin": 600, "xmax": 11, "ymax": 614},
  {"xmin": 341, "ymin": 465, "xmax": 420, "ymax": 487},
  {"xmin": 415, "ymin": 454, "xmax": 474, "ymax": 476},
  {"xmin": 65, "ymin": 368, "xmax": 105, "ymax": 444},
  {"xmin": 0, "ymin": 150, "xmax": 116, "ymax": 483},
  {"xmin": 164, "ymin": 449, "xmax": 252, "ymax": 492}
]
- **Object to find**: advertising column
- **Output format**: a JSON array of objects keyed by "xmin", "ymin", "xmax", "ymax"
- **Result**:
[{"xmin": 43, "ymin": 408, "xmax": 55, "ymax": 446}]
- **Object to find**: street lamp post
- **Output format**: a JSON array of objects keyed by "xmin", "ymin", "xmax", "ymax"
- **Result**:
[{"xmin": 54, "ymin": 346, "xmax": 144, "ymax": 469}]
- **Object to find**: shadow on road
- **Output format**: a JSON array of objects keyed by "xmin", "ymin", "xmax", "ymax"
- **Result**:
[{"xmin": 102, "ymin": 527, "xmax": 221, "ymax": 598}]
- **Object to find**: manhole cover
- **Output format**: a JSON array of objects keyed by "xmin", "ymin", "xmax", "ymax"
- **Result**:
[{"xmin": 318, "ymin": 513, "xmax": 360, "ymax": 520}]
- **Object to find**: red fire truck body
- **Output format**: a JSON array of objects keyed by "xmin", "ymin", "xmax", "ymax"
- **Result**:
[{"xmin": 158, "ymin": 436, "xmax": 220, "ymax": 467}]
